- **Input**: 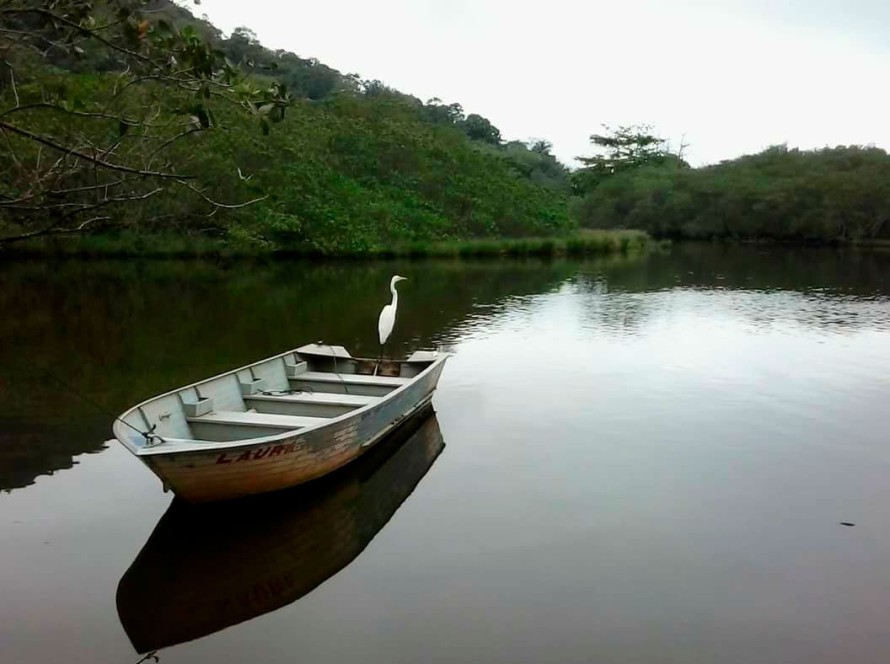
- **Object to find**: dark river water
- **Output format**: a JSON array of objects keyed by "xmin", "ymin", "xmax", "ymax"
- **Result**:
[{"xmin": 1, "ymin": 244, "xmax": 890, "ymax": 664}]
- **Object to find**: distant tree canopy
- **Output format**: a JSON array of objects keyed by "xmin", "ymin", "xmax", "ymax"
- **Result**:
[
  {"xmin": 421, "ymin": 98, "xmax": 466, "ymax": 125},
  {"xmin": 460, "ymin": 113, "xmax": 502, "ymax": 145},
  {"xmin": 573, "ymin": 124, "xmax": 686, "ymax": 194},
  {"xmin": 419, "ymin": 99, "xmax": 505, "ymax": 147},
  {"xmin": 223, "ymin": 26, "xmax": 344, "ymax": 100},
  {"xmin": 501, "ymin": 140, "xmax": 571, "ymax": 193},
  {"xmin": 575, "ymin": 144, "xmax": 890, "ymax": 243}
]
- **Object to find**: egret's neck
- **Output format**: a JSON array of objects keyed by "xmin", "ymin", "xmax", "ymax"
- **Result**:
[{"xmin": 390, "ymin": 286, "xmax": 399, "ymax": 306}]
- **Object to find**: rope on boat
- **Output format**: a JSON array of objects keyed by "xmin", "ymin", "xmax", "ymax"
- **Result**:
[
  {"xmin": 139, "ymin": 423, "xmax": 165, "ymax": 447},
  {"xmin": 47, "ymin": 370, "xmax": 165, "ymax": 445},
  {"xmin": 320, "ymin": 341, "xmax": 350, "ymax": 395},
  {"xmin": 260, "ymin": 387, "xmax": 315, "ymax": 396},
  {"xmin": 2, "ymin": 337, "xmax": 364, "ymax": 447}
]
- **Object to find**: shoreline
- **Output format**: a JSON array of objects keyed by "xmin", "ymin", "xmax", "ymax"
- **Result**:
[{"xmin": 0, "ymin": 229, "xmax": 656, "ymax": 261}]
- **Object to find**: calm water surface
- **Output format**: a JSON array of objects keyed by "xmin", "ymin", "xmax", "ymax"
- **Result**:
[{"xmin": 1, "ymin": 245, "xmax": 890, "ymax": 664}]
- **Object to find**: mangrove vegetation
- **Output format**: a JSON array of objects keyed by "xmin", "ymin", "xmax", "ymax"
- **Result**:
[
  {"xmin": 573, "ymin": 132, "xmax": 890, "ymax": 244},
  {"xmin": 1, "ymin": 0, "xmax": 888, "ymax": 254},
  {"xmin": 0, "ymin": 0, "xmax": 574, "ymax": 254}
]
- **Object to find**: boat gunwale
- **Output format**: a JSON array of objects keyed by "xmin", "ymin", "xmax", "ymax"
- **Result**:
[{"xmin": 113, "ymin": 347, "xmax": 449, "ymax": 457}]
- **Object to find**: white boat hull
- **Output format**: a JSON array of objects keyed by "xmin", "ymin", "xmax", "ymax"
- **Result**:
[{"xmin": 113, "ymin": 345, "xmax": 448, "ymax": 502}]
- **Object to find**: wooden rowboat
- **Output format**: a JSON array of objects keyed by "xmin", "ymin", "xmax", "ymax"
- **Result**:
[
  {"xmin": 117, "ymin": 407, "xmax": 444, "ymax": 653},
  {"xmin": 113, "ymin": 343, "xmax": 448, "ymax": 502}
]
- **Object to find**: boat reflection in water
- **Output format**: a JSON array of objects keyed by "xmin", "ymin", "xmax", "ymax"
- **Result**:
[{"xmin": 116, "ymin": 406, "xmax": 445, "ymax": 653}]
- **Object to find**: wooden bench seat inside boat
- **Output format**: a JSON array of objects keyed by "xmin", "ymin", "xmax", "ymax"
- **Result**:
[
  {"xmin": 187, "ymin": 410, "xmax": 327, "ymax": 429},
  {"xmin": 244, "ymin": 391, "xmax": 380, "ymax": 417},
  {"xmin": 183, "ymin": 410, "xmax": 328, "ymax": 442},
  {"xmin": 289, "ymin": 371, "xmax": 411, "ymax": 397}
]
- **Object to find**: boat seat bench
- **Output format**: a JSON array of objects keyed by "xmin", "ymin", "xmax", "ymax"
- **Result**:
[
  {"xmin": 186, "ymin": 410, "xmax": 327, "ymax": 430},
  {"xmin": 244, "ymin": 392, "xmax": 380, "ymax": 407},
  {"xmin": 243, "ymin": 391, "xmax": 381, "ymax": 417},
  {"xmin": 296, "ymin": 371, "xmax": 410, "ymax": 387}
]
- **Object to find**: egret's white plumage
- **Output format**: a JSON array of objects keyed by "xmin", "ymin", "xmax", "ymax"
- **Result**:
[{"xmin": 378, "ymin": 275, "xmax": 407, "ymax": 346}]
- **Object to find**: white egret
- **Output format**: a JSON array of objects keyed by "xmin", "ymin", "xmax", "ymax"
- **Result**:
[{"xmin": 375, "ymin": 275, "xmax": 407, "ymax": 374}]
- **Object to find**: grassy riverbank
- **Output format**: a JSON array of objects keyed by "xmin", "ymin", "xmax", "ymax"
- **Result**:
[{"xmin": 1, "ymin": 229, "xmax": 657, "ymax": 260}]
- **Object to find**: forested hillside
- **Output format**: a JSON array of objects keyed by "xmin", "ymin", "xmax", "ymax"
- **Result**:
[{"xmin": 0, "ymin": 0, "xmax": 573, "ymax": 252}]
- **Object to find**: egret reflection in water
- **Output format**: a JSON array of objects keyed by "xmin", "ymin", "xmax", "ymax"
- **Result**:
[{"xmin": 116, "ymin": 407, "xmax": 445, "ymax": 654}]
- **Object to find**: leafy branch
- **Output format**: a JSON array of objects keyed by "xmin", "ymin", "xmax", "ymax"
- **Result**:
[{"xmin": 0, "ymin": 0, "xmax": 291, "ymax": 245}]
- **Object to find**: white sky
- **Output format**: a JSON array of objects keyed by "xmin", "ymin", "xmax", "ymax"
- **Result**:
[{"xmin": 193, "ymin": 0, "xmax": 890, "ymax": 166}]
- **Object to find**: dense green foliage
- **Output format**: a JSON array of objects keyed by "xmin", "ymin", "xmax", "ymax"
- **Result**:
[
  {"xmin": 573, "ymin": 124, "xmax": 686, "ymax": 194},
  {"xmin": 203, "ymin": 28, "xmax": 576, "ymax": 250},
  {"xmin": 0, "ymin": 0, "xmax": 291, "ymax": 243},
  {"xmin": 6, "ymin": 2, "xmax": 889, "ymax": 252},
  {"xmin": 191, "ymin": 94, "xmax": 574, "ymax": 251},
  {"xmin": 575, "ymin": 145, "xmax": 890, "ymax": 243},
  {"xmin": 0, "ymin": 1, "xmax": 575, "ymax": 252},
  {"xmin": 90, "ymin": 84, "xmax": 575, "ymax": 251}
]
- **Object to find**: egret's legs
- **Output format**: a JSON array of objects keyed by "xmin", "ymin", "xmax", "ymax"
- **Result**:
[{"xmin": 374, "ymin": 343, "xmax": 385, "ymax": 376}]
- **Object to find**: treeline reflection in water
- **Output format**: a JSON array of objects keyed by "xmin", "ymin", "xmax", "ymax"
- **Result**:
[
  {"xmin": 1, "ymin": 246, "xmax": 889, "ymax": 492},
  {"xmin": 567, "ymin": 245, "xmax": 890, "ymax": 337},
  {"xmin": 0, "ymin": 258, "xmax": 574, "ymax": 491},
  {"xmin": 116, "ymin": 407, "xmax": 444, "ymax": 654}
]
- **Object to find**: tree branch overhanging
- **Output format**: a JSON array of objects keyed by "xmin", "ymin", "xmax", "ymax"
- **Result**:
[
  {"xmin": 0, "ymin": 120, "xmax": 194, "ymax": 179},
  {"xmin": 0, "ymin": 0, "xmax": 292, "ymax": 246},
  {"xmin": 0, "ymin": 7, "xmax": 153, "ymax": 64}
]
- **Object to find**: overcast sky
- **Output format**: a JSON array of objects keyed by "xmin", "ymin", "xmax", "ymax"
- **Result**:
[{"xmin": 194, "ymin": 0, "xmax": 890, "ymax": 166}]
